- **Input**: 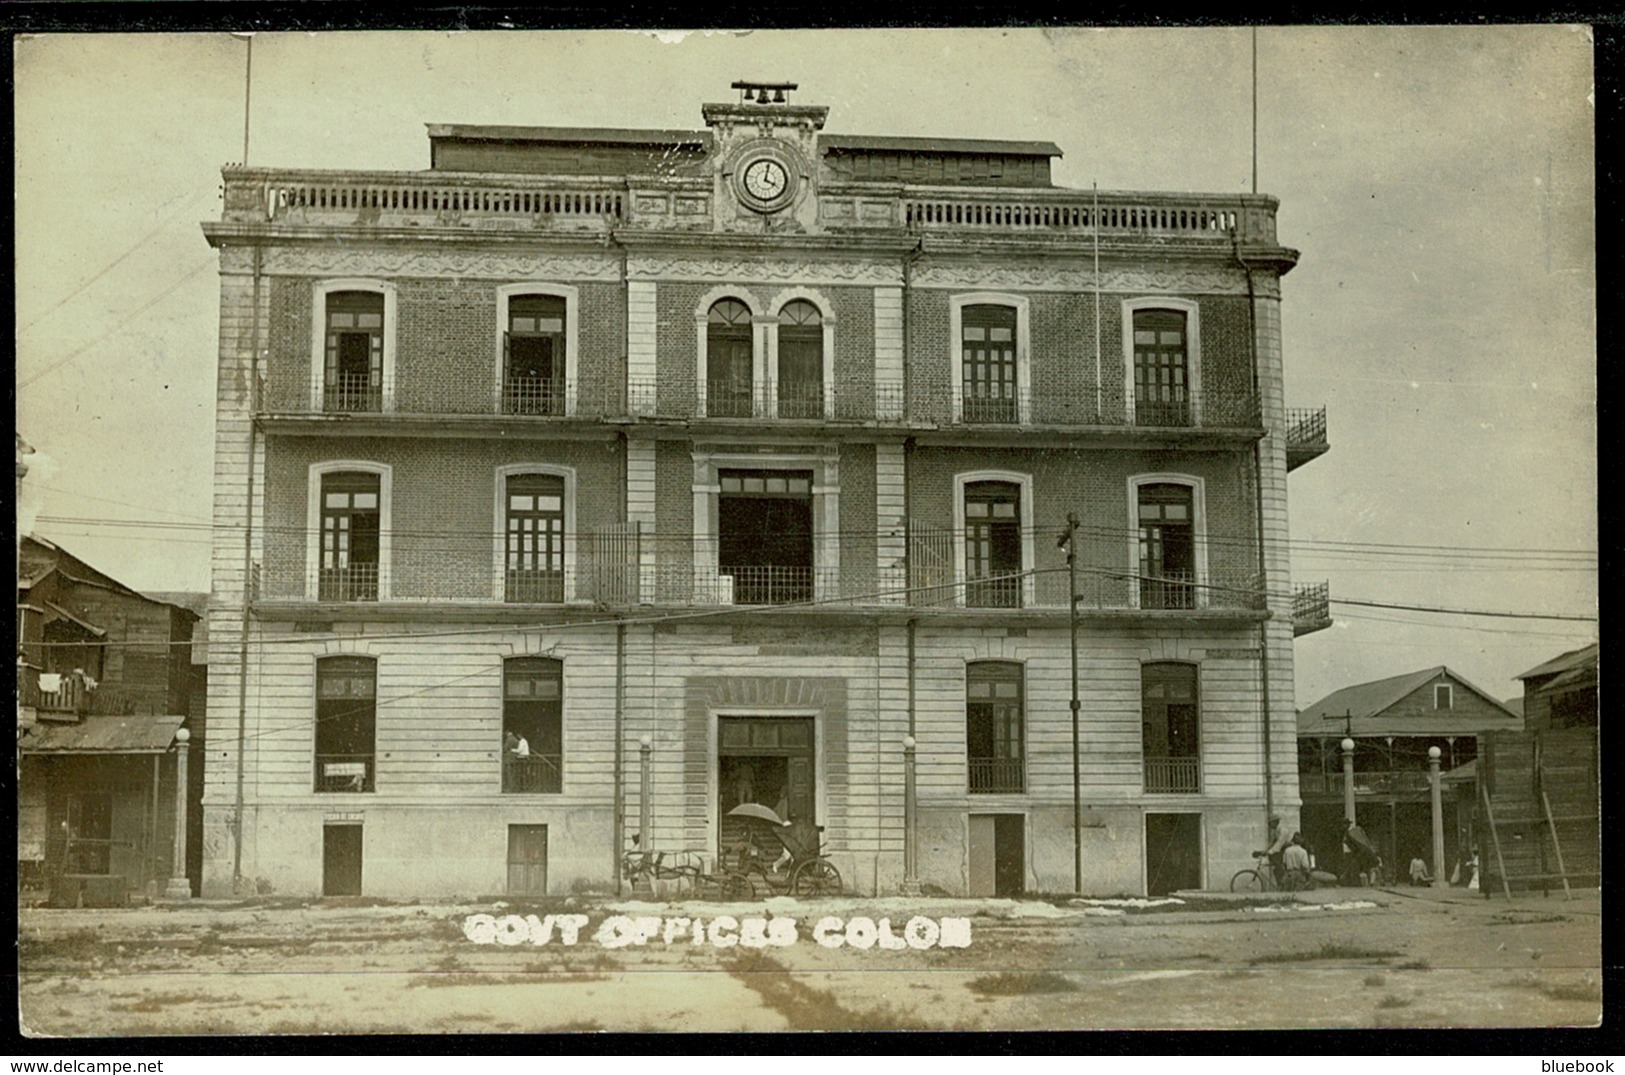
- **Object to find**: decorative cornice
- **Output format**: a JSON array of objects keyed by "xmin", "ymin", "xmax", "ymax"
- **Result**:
[
  {"xmin": 913, "ymin": 262, "xmax": 1279, "ymax": 298},
  {"xmin": 627, "ymin": 255, "xmax": 902, "ymax": 286},
  {"xmin": 259, "ymin": 247, "xmax": 622, "ymax": 281}
]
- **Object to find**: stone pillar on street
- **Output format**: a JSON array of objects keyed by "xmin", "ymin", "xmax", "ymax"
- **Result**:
[{"xmin": 164, "ymin": 728, "xmax": 192, "ymax": 900}]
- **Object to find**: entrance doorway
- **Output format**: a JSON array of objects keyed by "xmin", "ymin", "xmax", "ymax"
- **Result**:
[
  {"xmin": 968, "ymin": 814, "xmax": 1024, "ymax": 896},
  {"xmin": 507, "ymin": 824, "xmax": 548, "ymax": 895},
  {"xmin": 322, "ymin": 823, "xmax": 363, "ymax": 896},
  {"xmin": 718, "ymin": 716, "xmax": 815, "ymax": 851},
  {"xmin": 1145, "ymin": 812, "xmax": 1202, "ymax": 896}
]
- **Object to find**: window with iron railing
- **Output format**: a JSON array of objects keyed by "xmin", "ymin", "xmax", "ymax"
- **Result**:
[
  {"xmin": 1133, "ymin": 309, "xmax": 1190, "ymax": 427},
  {"xmin": 1138, "ymin": 483, "xmax": 1195, "ymax": 610},
  {"xmin": 968, "ymin": 661, "xmax": 1024, "ymax": 793},
  {"xmin": 324, "ymin": 291, "xmax": 384, "ymax": 413},
  {"xmin": 504, "ymin": 657, "xmax": 563, "ymax": 793},
  {"xmin": 965, "ymin": 480, "xmax": 1022, "ymax": 608},
  {"xmin": 315, "ymin": 656, "xmax": 376, "ymax": 793},
  {"xmin": 777, "ymin": 300, "xmax": 824, "ymax": 419},
  {"xmin": 718, "ymin": 469, "xmax": 815, "ymax": 604},
  {"xmin": 504, "ymin": 294, "xmax": 566, "ymax": 416},
  {"xmin": 505, "ymin": 473, "xmax": 565, "ymax": 603},
  {"xmin": 319, "ymin": 473, "xmax": 380, "ymax": 602},
  {"xmin": 961, "ymin": 305, "xmax": 1019, "ymax": 424},
  {"xmin": 1142, "ymin": 662, "xmax": 1200, "ymax": 793},
  {"xmin": 707, "ymin": 298, "xmax": 755, "ymax": 418}
]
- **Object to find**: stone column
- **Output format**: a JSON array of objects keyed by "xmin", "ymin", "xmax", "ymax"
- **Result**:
[{"xmin": 164, "ymin": 728, "xmax": 192, "ymax": 900}]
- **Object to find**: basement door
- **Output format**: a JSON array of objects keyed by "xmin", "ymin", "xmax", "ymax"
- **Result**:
[
  {"xmin": 1145, "ymin": 812, "xmax": 1201, "ymax": 897},
  {"xmin": 968, "ymin": 814, "xmax": 1024, "ymax": 897},
  {"xmin": 718, "ymin": 716, "xmax": 815, "ymax": 851},
  {"xmin": 322, "ymin": 823, "xmax": 363, "ymax": 897},
  {"xmin": 507, "ymin": 824, "xmax": 549, "ymax": 895}
]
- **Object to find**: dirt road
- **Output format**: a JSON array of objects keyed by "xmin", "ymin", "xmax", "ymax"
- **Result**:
[{"xmin": 17, "ymin": 887, "xmax": 1601, "ymax": 1035}]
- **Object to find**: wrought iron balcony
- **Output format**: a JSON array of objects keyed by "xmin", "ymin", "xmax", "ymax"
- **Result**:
[
  {"xmin": 1144, "ymin": 756, "xmax": 1202, "ymax": 794},
  {"xmin": 968, "ymin": 758, "xmax": 1025, "ymax": 794},
  {"xmin": 315, "ymin": 753, "xmax": 374, "ymax": 793},
  {"xmin": 505, "ymin": 569, "xmax": 565, "ymax": 604},
  {"xmin": 1285, "ymin": 407, "xmax": 1330, "ymax": 471},
  {"xmin": 502, "ymin": 376, "xmax": 565, "ymax": 417},
  {"xmin": 502, "ymin": 754, "xmax": 563, "ymax": 794},
  {"xmin": 318, "ymin": 564, "xmax": 379, "ymax": 603},
  {"xmin": 1293, "ymin": 581, "xmax": 1332, "ymax": 637},
  {"xmin": 323, "ymin": 374, "xmax": 381, "ymax": 414}
]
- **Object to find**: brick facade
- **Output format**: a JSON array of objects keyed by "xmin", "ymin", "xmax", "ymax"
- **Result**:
[{"xmin": 202, "ymin": 92, "xmax": 1309, "ymax": 898}]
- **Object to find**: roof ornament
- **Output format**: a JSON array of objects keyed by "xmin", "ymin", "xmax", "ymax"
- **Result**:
[{"xmin": 732, "ymin": 80, "xmax": 797, "ymax": 105}]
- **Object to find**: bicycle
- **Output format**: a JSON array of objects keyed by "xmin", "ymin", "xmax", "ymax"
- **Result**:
[{"xmin": 1230, "ymin": 852, "xmax": 1311, "ymax": 893}]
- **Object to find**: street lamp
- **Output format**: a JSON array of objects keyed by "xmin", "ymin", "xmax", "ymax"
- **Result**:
[
  {"xmin": 164, "ymin": 728, "xmax": 192, "ymax": 901},
  {"xmin": 1428, "ymin": 745, "xmax": 1447, "ymax": 889},
  {"xmin": 1057, "ymin": 512, "xmax": 1082, "ymax": 895},
  {"xmin": 901, "ymin": 735, "xmax": 920, "ymax": 896},
  {"xmin": 1340, "ymin": 737, "xmax": 1356, "ymax": 824}
]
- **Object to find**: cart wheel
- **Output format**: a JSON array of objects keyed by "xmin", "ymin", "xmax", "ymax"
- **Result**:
[
  {"xmin": 722, "ymin": 874, "xmax": 756, "ymax": 901},
  {"xmin": 791, "ymin": 860, "xmax": 842, "ymax": 897},
  {"xmin": 1229, "ymin": 869, "xmax": 1265, "ymax": 894}
]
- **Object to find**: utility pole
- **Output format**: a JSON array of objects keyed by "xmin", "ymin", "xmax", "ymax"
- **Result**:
[{"xmin": 1058, "ymin": 512, "xmax": 1082, "ymax": 894}]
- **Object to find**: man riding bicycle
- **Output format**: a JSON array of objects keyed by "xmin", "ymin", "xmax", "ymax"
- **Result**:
[{"xmin": 1257, "ymin": 815, "xmax": 1293, "ymax": 886}]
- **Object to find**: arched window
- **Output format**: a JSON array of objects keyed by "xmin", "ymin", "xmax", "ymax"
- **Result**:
[
  {"xmin": 707, "ymin": 299, "xmax": 754, "ymax": 418},
  {"xmin": 315, "ymin": 656, "xmax": 376, "ymax": 793},
  {"xmin": 503, "ymin": 657, "xmax": 563, "ymax": 793},
  {"xmin": 1132, "ymin": 309, "xmax": 1190, "ymax": 426},
  {"xmin": 1142, "ymin": 662, "xmax": 1200, "ymax": 793},
  {"xmin": 964, "ymin": 480, "xmax": 1022, "ymax": 608},
  {"xmin": 967, "ymin": 661, "xmax": 1024, "ymax": 793},
  {"xmin": 323, "ymin": 291, "xmax": 385, "ymax": 413},
  {"xmin": 1137, "ymin": 483, "xmax": 1196, "ymax": 609},
  {"xmin": 503, "ymin": 294, "xmax": 567, "ymax": 415},
  {"xmin": 960, "ymin": 304, "xmax": 1019, "ymax": 423},
  {"xmin": 777, "ymin": 300, "xmax": 824, "ymax": 419}
]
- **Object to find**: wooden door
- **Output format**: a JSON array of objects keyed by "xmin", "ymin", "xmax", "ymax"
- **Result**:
[
  {"xmin": 968, "ymin": 815, "xmax": 996, "ymax": 897},
  {"xmin": 507, "ymin": 824, "xmax": 548, "ymax": 895},
  {"xmin": 322, "ymin": 824, "xmax": 363, "ymax": 897}
]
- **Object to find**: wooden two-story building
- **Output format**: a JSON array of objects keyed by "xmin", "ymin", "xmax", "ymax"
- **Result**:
[
  {"xmin": 200, "ymin": 84, "xmax": 1329, "ymax": 898},
  {"xmin": 17, "ymin": 534, "xmax": 203, "ymax": 904}
]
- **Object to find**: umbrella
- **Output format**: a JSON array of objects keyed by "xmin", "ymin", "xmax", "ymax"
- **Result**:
[{"xmin": 726, "ymin": 803, "xmax": 788, "ymax": 826}]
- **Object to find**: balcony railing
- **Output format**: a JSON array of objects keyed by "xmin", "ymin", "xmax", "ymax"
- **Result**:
[
  {"xmin": 502, "ymin": 754, "xmax": 563, "ymax": 794},
  {"xmin": 17, "ymin": 663, "xmax": 92, "ymax": 716},
  {"xmin": 260, "ymin": 374, "xmax": 1263, "ymax": 432},
  {"xmin": 315, "ymin": 754, "xmax": 374, "ymax": 793},
  {"xmin": 324, "ymin": 375, "xmax": 381, "ymax": 414},
  {"xmin": 968, "ymin": 758, "xmax": 1025, "ymax": 794},
  {"xmin": 506, "ymin": 569, "xmax": 564, "ymax": 604},
  {"xmin": 318, "ymin": 564, "xmax": 379, "ymax": 602},
  {"xmin": 1285, "ymin": 406, "xmax": 1330, "ymax": 470},
  {"xmin": 257, "ymin": 534, "xmax": 1266, "ymax": 613},
  {"xmin": 502, "ymin": 376, "xmax": 565, "ymax": 417},
  {"xmin": 716, "ymin": 565, "xmax": 814, "ymax": 605},
  {"xmin": 1299, "ymin": 770, "xmax": 1434, "ymax": 797},
  {"xmin": 1144, "ymin": 756, "xmax": 1202, "ymax": 794},
  {"xmin": 1293, "ymin": 581, "xmax": 1332, "ymax": 636}
]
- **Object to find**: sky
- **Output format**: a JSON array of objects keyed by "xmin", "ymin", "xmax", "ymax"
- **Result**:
[{"xmin": 12, "ymin": 26, "xmax": 1598, "ymax": 706}]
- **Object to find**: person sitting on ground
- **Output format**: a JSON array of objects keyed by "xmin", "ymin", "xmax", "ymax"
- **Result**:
[
  {"xmin": 1282, "ymin": 832, "xmax": 1313, "ymax": 888},
  {"xmin": 1409, "ymin": 857, "xmax": 1432, "ymax": 886}
]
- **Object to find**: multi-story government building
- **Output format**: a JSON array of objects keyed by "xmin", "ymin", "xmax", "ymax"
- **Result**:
[{"xmin": 200, "ymin": 83, "xmax": 1330, "ymax": 899}]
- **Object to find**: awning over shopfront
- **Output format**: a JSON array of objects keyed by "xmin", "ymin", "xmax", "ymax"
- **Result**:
[{"xmin": 18, "ymin": 713, "xmax": 184, "ymax": 755}]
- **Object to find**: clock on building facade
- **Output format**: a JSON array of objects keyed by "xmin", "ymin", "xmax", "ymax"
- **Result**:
[{"xmin": 731, "ymin": 141, "xmax": 802, "ymax": 214}]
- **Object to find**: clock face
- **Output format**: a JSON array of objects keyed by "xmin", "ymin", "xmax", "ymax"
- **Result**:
[{"xmin": 742, "ymin": 158, "xmax": 790, "ymax": 203}]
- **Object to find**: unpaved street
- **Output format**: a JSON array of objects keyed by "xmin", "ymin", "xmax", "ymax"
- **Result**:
[{"xmin": 18, "ymin": 888, "xmax": 1601, "ymax": 1035}]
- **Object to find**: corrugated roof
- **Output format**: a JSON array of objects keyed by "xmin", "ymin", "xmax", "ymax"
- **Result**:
[
  {"xmin": 1516, "ymin": 643, "xmax": 1598, "ymax": 682},
  {"xmin": 427, "ymin": 123, "xmax": 711, "ymax": 147},
  {"xmin": 19, "ymin": 714, "xmax": 185, "ymax": 754},
  {"xmin": 1297, "ymin": 665, "xmax": 1521, "ymax": 736},
  {"xmin": 822, "ymin": 133, "xmax": 1062, "ymax": 157}
]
